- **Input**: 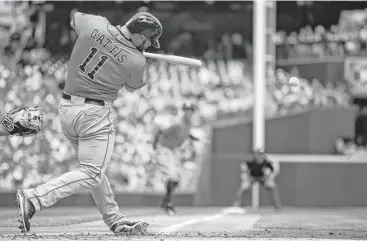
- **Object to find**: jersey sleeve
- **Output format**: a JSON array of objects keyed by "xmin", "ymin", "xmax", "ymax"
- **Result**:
[
  {"xmin": 126, "ymin": 61, "xmax": 146, "ymax": 89},
  {"xmin": 70, "ymin": 12, "xmax": 109, "ymax": 35}
]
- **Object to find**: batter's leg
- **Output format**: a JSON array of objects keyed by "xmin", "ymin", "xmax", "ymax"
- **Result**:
[
  {"xmin": 18, "ymin": 104, "xmax": 116, "ymax": 233},
  {"xmin": 60, "ymin": 116, "xmax": 125, "ymax": 229},
  {"xmin": 23, "ymin": 132, "xmax": 115, "ymax": 212},
  {"xmin": 90, "ymin": 174, "xmax": 126, "ymax": 228}
]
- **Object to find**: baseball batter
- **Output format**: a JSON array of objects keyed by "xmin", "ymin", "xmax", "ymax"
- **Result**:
[
  {"xmin": 152, "ymin": 103, "xmax": 199, "ymax": 215},
  {"xmin": 15, "ymin": 11, "xmax": 163, "ymax": 235}
]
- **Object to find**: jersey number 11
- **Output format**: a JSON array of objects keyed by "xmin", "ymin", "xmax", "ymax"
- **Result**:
[{"xmin": 79, "ymin": 47, "xmax": 109, "ymax": 80}]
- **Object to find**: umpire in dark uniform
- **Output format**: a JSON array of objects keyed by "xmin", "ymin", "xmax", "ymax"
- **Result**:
[{"xmin": 233, "ymin": 149, "xmax": 282, "ymax": 209}]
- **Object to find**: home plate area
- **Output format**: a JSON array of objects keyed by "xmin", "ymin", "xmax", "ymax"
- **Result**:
[{"xmin": 1, "ymin": 207, "xmax": 367, "ymax": 240}]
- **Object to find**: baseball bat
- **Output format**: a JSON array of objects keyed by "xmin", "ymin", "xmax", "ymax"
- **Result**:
[{"xmin": 143, "ymin": 52, "xmax": 202, "ymax": 68}]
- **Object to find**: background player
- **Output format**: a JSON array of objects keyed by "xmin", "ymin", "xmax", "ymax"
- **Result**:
[
  {"xmin": 233, "ymin": 149, "xmax": 282, "ymax": 210},
  {"xmin": 15, "ymin": 11, "xmax": 162, "ymax": 235},
  {"xmin": 152, "ymin": 102, "xmax": 200, "ymax": 215}
]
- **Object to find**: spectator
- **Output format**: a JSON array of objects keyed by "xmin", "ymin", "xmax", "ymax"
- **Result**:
[
  {"xmin": 231, "ymin": 33, "xmax": 247, "ymax": 59},
  {"xmin": 334, "ymin": 136, "xmax": 357, "ymax": 155}
]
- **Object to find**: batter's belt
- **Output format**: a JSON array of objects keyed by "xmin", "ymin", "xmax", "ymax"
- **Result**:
[{"xmin": 62, "ymin": 92, "xmax": 105, "ymax": 106}]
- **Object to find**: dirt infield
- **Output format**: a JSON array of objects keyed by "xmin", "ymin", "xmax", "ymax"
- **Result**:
[{"xmin": 1, "ymin": 207, "xmax": 367, "ymax": 240}]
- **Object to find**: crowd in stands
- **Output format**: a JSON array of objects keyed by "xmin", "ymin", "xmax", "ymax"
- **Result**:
[
  {"xmin": 334, "ymin": 135, "xmax": 367, "ymax": 161},
  {"xmin": 0, "ymin": 50, "xmax": 355, "ymax": 192},
  {"xmin": 275, "ymin": 21, "xmax": 367, "ymax": 60},
  {"xmin": 269, "ymin": 68, "xmax": 350, "ymax": 116},
  {"xmin": 274, "ymin": 7, "xmax": 367, "ymax": 157},
  {"xmin": 0, "ymin": 51, "xmax": 256, "ymax": 192}
]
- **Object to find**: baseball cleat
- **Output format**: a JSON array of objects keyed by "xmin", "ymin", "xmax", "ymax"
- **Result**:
[
  {"xmin": 166, "ymin": 207, "xmax": 176, "ymax": 216},
  {"xmin": 15, "ymin": 190, "xmax": 35, "ymax": 233},
  {"xmin": 162, "ymin": 202, "xmax": 176, "ymax": 216},
  {"xmin": 111, "ymin": 220, "xmax": 149, "ymax": 235}
]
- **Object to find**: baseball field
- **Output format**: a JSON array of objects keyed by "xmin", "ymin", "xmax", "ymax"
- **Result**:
[{"xmin": 0, "ymin": 206, "xmax": 367, "ymax": 241}]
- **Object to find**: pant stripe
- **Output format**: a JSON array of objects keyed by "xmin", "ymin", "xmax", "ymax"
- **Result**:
[
  {"xmin": 105, "ymin": 176, "xmax": 119, "ymax": 215},
  {"xmin": 35, "ymin": 195, "xmax": 42, "ymax": 209},
  {"xmin": 29, "ymin": 108, "xmax": 114, "ymax": 207},
  {"xmin": 95, "ymin": 109, "xmax": 112, "ymax": 179},
  {"xmin": 29, "ymin": 177, "xmax": 93, "ymax": 200}
]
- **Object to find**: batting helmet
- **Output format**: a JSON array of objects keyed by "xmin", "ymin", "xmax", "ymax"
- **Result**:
[{"xmin": 126, "ymin": 12, "xmax": 163, "ymax": 49}]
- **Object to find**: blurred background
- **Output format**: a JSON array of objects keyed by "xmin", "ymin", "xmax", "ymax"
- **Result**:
[
  {"xmin": 0, "ymin": 0, "xmax": 367, "ymax": 207},
  {"xmin": 0, "ymin": 0, "xmax": 254, "ymax": 194}
]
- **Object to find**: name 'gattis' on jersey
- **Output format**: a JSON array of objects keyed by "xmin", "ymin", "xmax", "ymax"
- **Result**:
[
  {"xmin": 64, "ymin": 13, "xmax": 146, "ymax": 102},
  {"xmin": 90, "ymin": 29, "xmax": 127, "ymax": 64}
]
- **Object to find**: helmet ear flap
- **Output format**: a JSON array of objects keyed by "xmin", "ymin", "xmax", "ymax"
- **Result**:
[{"xmin": 151, "ymin": 39, "xmax": 160, "ymax": 49}]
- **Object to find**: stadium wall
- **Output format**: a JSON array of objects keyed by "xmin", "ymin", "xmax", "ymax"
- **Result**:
[
  {"xmin": 211, "ymin": 107, "xmax": 356, "ymax": 155},
  {"xmin": 0, "ymin": 108, "xmax": 357, "ymax": 207},
  {"xmin": 260, "ymin": 155, "xmax": 367, "ymax": 207},
  {"xmin": 198, "ymin": 154, "xmax": 367, "ymax": 207},
  {"xmin": 277, "ymin": 57, "xmax": 344, "ymax": 85},
  {"xmin": 193, "ymin": 107, "xmax": 367, "ymax": 207}
]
